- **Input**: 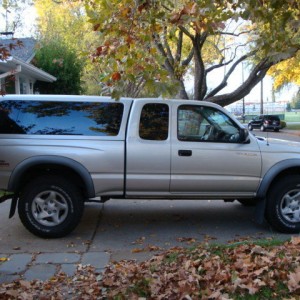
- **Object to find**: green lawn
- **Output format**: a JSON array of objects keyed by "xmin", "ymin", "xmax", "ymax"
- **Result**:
[
  {"xmin": 284, "ymin": 112, "xmax": 300, "ymax": 122},
  {"xmin": 287, "ymin": 123, "xmax": 300, "ymax": 130}
]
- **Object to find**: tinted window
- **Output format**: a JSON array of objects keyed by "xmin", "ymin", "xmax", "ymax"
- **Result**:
[
  {"xmin": 139, "ymin": 103, "xmax": 169, "ymax": 140},
  {"xmin": 178, "ymin": 105, "xmax": 241, "ymax": 143},
  {"xmin": 0, "ymin": 100, "xmax": 124, "ymax": 136}
]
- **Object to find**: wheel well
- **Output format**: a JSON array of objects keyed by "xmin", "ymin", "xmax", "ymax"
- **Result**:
[
  {"xmin": 267, "ymin": 167, "xmax": 300, "ymax": 196},
  {"xmin": 17, "ymin": 164, "xmax": 88, "ymax": 197}
]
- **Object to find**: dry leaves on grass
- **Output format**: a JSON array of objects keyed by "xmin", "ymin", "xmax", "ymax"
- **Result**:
[{"xmin": 0, "ymin": 237, "xmax": 300, "ymax": 299}]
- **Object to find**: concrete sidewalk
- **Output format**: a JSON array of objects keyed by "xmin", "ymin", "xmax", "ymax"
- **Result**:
[
  {"xmin": 0, "ymin": 199, "xmax": 296, "ymax": 284},
  {"xmin": 0, "ymin": 201, "xmax": 110, "ymax": 283}
]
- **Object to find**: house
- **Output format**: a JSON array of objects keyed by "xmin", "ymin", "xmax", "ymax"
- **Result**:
[{"xmin": 0, "ymin": 33, "xmax": 56, "ymax": 94}]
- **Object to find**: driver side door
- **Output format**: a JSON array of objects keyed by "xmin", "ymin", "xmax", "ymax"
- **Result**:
[{"xmin": 170, "ymin": 104, "xmax": 262, "ymax": 197}]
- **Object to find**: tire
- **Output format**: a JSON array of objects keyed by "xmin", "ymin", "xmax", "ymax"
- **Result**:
[
  {"xmin": 266, "ymin": 175, "xmax": 300, "ymax": 233},
  {"xmin": 18, "ymin": 175, "xmax": 84, "ymax": 238},
  {"xmin": 237, "ymin": 198, "xmax": 259, "ymax": 207},
  {"xmin": 248, "ymin": 124, "xmax": 253, "ymax": 131},
  {"xmin": 260, "ymin": 125, "xmax": 266, "ymax": 132},
  {"xmin": 274, "ymin": 128, "xmax": 279, "ymax": 132}
]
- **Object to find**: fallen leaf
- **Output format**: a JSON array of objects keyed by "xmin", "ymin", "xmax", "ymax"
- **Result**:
[
  {"xmin": 287, "ymin": 267, "xmax": 300, "ymax": 292},
  {"xmin": 291, "ymin": 236, "xmax": 300, "ymax": 245}
]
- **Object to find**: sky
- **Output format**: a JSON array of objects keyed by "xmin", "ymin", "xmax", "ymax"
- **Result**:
[{"xmin": 0, "ymin": 3, "xmax": 37, "ymax": 37}]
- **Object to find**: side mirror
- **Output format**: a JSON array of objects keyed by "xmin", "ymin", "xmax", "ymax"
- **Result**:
[{"xmin": 239, "ymin": 128, "xmax": 250, "ymax": 143}]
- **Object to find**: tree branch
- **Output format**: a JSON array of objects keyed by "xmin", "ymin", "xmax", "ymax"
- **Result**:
[
  {"xmin": 153, "ymin": 33, "xmax": 175, "ymax": 76},
  {"xmin": 193, "ymin": 32, "xmax": 208, "ymax": 100},
  {"xmin": 163, "ymin": 26, "xmax": 174, "ymax": 66},
  {"xmin": 175, "ymin": 30, "xmax": 183, "ymax": 62},
  {"xmin": 206, "ymin": 48, "xmax": 300, "ymax": 106},
  {"xmin": 205, "ymin": 54, "xmax": 251, "ymax": 99}
]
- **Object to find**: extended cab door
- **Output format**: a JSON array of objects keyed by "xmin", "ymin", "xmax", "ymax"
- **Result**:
[
  {"xmin": 170, "ymin": 103, "xmax": 262, "ymax": 197},
  {"xmin": 126, "ymin": 100, "xmax": 171, "ymax": 196}
]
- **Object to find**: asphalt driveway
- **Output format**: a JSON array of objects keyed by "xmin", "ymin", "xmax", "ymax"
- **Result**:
[
  {"xmin": 1, "ymin": 198, "xmax": 295, "ymax": 256},
  {"xmin": 1, "ymin": 198, "xmax": 298, "ymax": 283}
]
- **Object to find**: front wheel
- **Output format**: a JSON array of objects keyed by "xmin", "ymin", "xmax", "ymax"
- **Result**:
[
  {"xmin": 266, "ymin": 175, "xmax": 300, "ymax": 233},
  {"xmin": 18, "ymin": 175, "xmax": 84, "ymax": 238},
  {"xmin": 248, "ymin": 124, "xmax": 253, "ymax": 131}
]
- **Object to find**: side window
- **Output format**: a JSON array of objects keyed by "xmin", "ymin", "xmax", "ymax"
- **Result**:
[
  {"xmin": 0, "ymin": 100, "xmax": 124, "ymax": 136},
  {"xmin": 178, "ymin": 105, "xmax": 241, "ymax": 143},
  {"xmin": 139, "ymin": 103, "xmax": 169, "ymax": 141}
]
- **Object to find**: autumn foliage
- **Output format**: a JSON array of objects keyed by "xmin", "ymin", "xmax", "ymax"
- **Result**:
[
  {"xmin": 85, "ymin": 0, "xmax": 300, "ymax": 103},
  {"xmin": 0, "ymin": 237, "xmax": 299, "ymax": 299}
]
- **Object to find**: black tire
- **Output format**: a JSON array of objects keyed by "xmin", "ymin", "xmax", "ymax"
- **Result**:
[
  {"xmin": 260, "ymin": 125, "xmax": 266, "ymax": 132},
  {"xmin": 237, "ymin": 198, "xmax": 259, "ymax": 207},
  {"xmin": 274, "ymin": 128, "xmax": 279, "ymax": 132},
  {"xmin": 18, "ymin": 175, "xmax": 84, "ymax": 238},
  {"xmin": 248, "ymin": 124, "xmax": 253, "ymax": 131},
  {"xmin": 266, "ymin": 175, "xmax": 300, "ymax": 233}
]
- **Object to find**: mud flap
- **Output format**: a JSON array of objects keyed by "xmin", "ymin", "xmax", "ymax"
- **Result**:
[
  {"xmin": 254, "ymin": 197, "xmax": 266, "ymax": 224},
  {"xmin": 9, "ymin": 196, "xmax": 18, "ymax": 218}
]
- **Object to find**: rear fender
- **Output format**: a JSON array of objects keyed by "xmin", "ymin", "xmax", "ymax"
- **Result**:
[{"xmin": 8, "ymin": 156, "xmax": 95, "ymax": 197}]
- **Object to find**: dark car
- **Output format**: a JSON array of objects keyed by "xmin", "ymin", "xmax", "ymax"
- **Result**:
[{"xmin": 248, "ymin": 115, "xmax": 281, "ymax": 132}]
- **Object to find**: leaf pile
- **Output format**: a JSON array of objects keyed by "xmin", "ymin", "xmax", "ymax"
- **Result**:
[{"xmin": 0, "ymin": 237, "xmax": 300, "ymax": 299}]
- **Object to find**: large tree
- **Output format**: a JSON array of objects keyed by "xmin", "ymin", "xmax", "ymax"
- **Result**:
[
  {"xmin": 35, "ymin": 0, "xmax": 103, "ymax": 94},
  {"xmin": 84, "ymin": 0, "xmax": 300, "ymax": 105}
]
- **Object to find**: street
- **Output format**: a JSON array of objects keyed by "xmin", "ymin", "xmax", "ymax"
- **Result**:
[{"xmin": 250, "ymin": 128, "xmax": 300, "ymax": 142}]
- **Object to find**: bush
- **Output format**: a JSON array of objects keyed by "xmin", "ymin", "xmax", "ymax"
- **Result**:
[
  {"xmin": 33, "ymin": 40, "xmax": 83, "ymax": 95},
  {"xmin": 280, "ymin": 120, "xmax": 287, "ymax": 129}
]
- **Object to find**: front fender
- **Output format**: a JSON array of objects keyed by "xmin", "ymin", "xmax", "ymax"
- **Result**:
[
  {"xmin": 256, "ymin": 159, "xmax": 300, "ymax": 199},
  {"xmin": 8, "ymin": 155, "xmax": 95, "ymax": 197},
  {"xmin": 254, "ymin": 159, "xmax": 300, "ymax": 224}
]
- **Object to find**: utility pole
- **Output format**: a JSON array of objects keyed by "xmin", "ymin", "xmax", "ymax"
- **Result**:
[
  {"xmin": 260, "ymin": 79, "xmax": 264, "ymax": 114},
  {"xmin": 242, "ymin": 62, "xmax": 245, "ymax": 117}
]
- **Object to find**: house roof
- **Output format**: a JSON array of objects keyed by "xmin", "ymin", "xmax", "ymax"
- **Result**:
[
  {"xmin": 0, "ymin": 37, "xmax": 56, "ymax": 83},
  {"xmin": 1, "ymin": 38, "xmax": 36, "ymax": 63},
  {"xmin": 0, "ymin": 57, "xmax": 57, "ymax": 82}
]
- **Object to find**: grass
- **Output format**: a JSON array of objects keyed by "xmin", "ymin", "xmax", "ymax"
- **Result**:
[
  {"xmin": 285, "ymin": 112, "xmax": 300, "ymax": 122},
  {"xmin": 287, "ymin": 123, "xmax": 300, "ymax": 130}
]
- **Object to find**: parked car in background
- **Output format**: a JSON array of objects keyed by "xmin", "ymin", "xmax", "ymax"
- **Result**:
[{"xmin": 248, "ymin": 115, "xmax": 281, "ymax": 132}]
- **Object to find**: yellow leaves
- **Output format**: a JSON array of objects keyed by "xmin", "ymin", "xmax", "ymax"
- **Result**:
[
  {"xmin": 268, "ymin": 51, "xmax": 300, "ymax": 89},
  {"xmin": 119, "ymin": 7, "xmax": 131, "ymax": 18},
  {"xmin": 0, "ymin": 257, "xmax": 9, "ymax": 262}
]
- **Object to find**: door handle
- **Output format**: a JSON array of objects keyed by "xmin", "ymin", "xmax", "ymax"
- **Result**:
[{"xmin": 178, "ymin": 150, "xmax": 192, "ymax": 156}]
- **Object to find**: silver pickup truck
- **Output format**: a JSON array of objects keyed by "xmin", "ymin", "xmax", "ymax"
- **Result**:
[{"xmin": 1, "ymin": 95, "xmax": 300, "ymax": 237}]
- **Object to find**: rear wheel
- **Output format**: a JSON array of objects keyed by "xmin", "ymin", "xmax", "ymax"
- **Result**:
[
  {"xmin": 18, "ymin": 175, "xmax": 84, "ymax": 238},
  {"xmin": 266, "ymin": 175, "xmax": 300, "ymax": 233},
  {"xmin": 260, "ymin": 125, "xmax": 266, "ymax": 131}
]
